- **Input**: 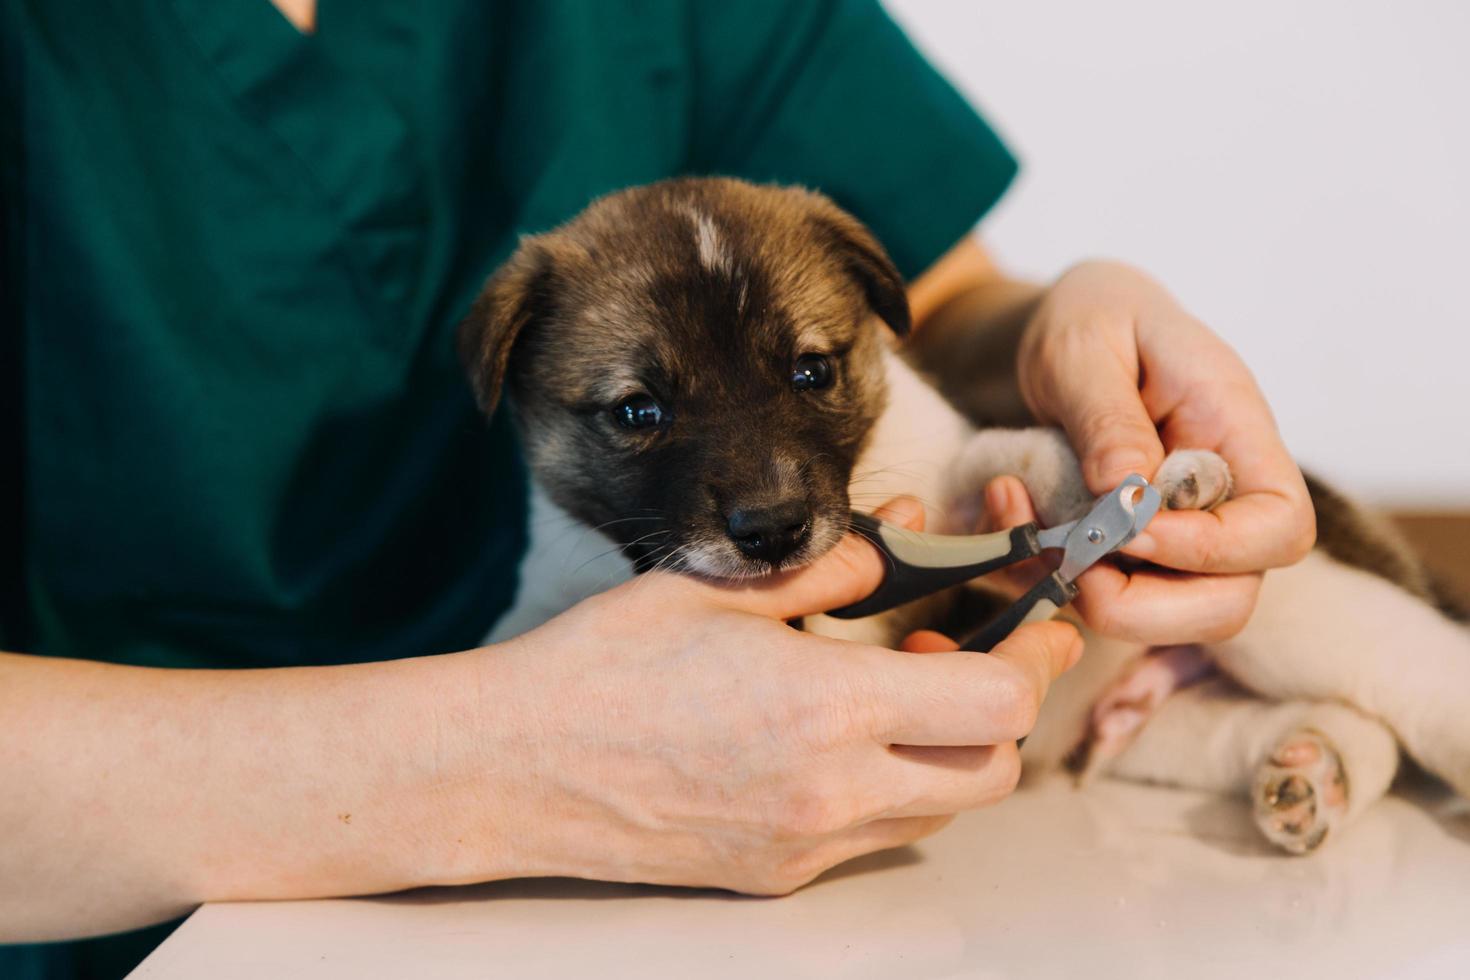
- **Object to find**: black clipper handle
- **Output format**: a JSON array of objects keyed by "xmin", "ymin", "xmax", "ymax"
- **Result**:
[
  {"xmin": 960, "ymin": 571, "xmax": 1078, "ymax": 653},
  {"xmin": 828, "ymin": 512, "xmax": 1044, "ymax": 620}
]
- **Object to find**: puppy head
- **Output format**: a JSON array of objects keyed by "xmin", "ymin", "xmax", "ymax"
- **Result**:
[{"xmin": 460, "ymin": 178, "xmax": 909, "ymax": 577}]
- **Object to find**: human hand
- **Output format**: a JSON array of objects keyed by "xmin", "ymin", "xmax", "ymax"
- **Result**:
[
  {"xmin": 436, "ymin": 499, "xmax": 1081, "ymax": 896},
  {"xmin": 1015, "ymin": 260, "xmax": 1315, "ymax": 642}
]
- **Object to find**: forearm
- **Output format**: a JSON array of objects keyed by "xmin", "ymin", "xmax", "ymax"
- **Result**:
[
  {"xmin": 905, "ymin": 276, "xmax": 1044, "ymax": 427},
  {"xmin": 0, "ymin": 647, "xmax": 505, "ymax": 941},
  {"xmin": 904, "ymin": 238, "xmax": 1045, "ymax": 427}
]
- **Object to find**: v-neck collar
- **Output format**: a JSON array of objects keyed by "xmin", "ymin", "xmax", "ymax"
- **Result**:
[{"xmin": 265, "ymin": 0, "xmax": 318, "ymax": 37}]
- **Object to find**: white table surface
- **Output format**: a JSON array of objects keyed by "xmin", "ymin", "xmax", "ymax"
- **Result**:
[{"xmin": 132, "ymin": 774, "xmax": 1470, "ymax": 980}]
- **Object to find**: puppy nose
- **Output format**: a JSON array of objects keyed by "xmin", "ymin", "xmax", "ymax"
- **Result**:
[{"xmin": 726, "ymin": 501, "xmax": 811, "ymax": 565}]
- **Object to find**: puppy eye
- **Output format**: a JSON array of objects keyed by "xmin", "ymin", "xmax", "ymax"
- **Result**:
[
  {"xmin": 612, "ymin": 394, "xmax": 668, "ymax": 430},
  {"xmin": 791, "ymin": 353, "xmax": 834, "ymax": 392}
]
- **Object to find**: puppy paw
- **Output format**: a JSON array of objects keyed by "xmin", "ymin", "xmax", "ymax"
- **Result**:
[
  {"xmin": 1252, "ymin": 728, "xmax": 1349, "ymax": 855},
  {"xmin": 1155, "ymin": 449, "xmax": 1233, "ymax": 511}
]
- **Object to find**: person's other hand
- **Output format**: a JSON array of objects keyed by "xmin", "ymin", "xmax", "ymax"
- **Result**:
[
  {"xmin": 1016, "ymin": 260, "xmax": 1315, "ymax": 643},
  {"xmin": 438, "ymin": 498, "xmax": 1081, "ymax": 896}
]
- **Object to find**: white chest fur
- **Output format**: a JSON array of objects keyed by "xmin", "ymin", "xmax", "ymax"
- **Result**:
[
  {"xmin": 847, "ymin": 348, "xmax": 976, "ymax": 530},
  {"xmin": 484, "ymin": 481, "xmax": 636, "ymax": 644}
]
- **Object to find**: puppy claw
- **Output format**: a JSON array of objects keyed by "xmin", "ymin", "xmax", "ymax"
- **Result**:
[{"xmin": 1253, "ymin": 729, "xmax": 1348, "ymax": 855}]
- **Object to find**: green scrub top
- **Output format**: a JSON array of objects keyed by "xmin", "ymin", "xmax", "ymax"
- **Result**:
[{"xmin": 2, "ymin": 0, "xmax": 1016, "ymax": 975}]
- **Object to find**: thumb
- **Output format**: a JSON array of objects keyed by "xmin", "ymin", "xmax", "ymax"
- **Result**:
[
  {"xmin": 1037, "ymin": 352, "xmax": 1165, "ymax": 494},
  {"xmin": 985, "ymin": 621, "xmax": 1084, "ymax": 706},
  {"xmin": 901, "ymin": 629, "xmax": 960, "ymax": 653},
  {"xmin": 703, "ymin": 497, "xmax": 927, "ymax": 622}
]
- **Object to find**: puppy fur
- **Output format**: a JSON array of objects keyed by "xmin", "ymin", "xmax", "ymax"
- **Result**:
[
  {"xmin": 462, "ymin": 177, "xmax": 1470, "ymax": 855},
  {"xmin": 462, "ymin": 178, "xmax": 904, "ymax": 580}
]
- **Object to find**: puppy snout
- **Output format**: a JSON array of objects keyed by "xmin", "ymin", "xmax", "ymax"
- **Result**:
[{"xmin": 725, "ymin": 501, "xmax": 811, "ymax": 565}]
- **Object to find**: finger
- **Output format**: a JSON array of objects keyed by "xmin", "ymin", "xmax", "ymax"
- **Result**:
[
  {"xmin": 1069, "ymin": 561, "xmax": 1262, "ymax": 644},
  {"xmin": 867, "ymin": 495, "xmax": 929, "ymax": 532},
  {"xmin": 900, "ymin": 630, "xmax": 959, "ymax": 653},
  {"xmin": 788, "ymin": 815, "xmax": 954, "ymax": 891},
  {"xmin": 1136, "ymin": 364, "xmax": 1315, "ymax": 572},
  {"xmin": 878, "ymin": 741, "xmax": 1022, "ymax": 818},
  {"xmin": 983, "ymin": 619, "xmax": 1085, "ymax": 719},
  {"xmin": 982, "ymin": 477, "xmax": 1047, "ymax": 597},
  {"xmin": 865, "ymin": 621, "xmax": 1083, "ymax": 745},
  {"xmin": 695, "ymin": 496, "xmax": 925, "ymax": 621},
  {"xmin": 1122, "ymin": 489, "xmax": 1316, "ymax": 575},
  {"xmin": 1030, "ymin": 336, "xmax": 1166, "ymax": 494}
]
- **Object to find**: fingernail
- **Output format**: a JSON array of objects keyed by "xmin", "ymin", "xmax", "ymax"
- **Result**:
[
  {"xmin": 1097, "ymin": 449, "xmax": 1150, "ymax": 482},
  {"xmin": 878, "ymin": 496, "xmax": 916, "ymax": 523}
]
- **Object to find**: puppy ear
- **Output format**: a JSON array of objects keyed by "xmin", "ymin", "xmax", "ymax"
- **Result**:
[
  {"xmin": 458, "ymin": 240, "xmax": 551, "ymax": 415},
  {"xmin": 813, "ymin": 212, "xmax": 912, "ymax": 337}
]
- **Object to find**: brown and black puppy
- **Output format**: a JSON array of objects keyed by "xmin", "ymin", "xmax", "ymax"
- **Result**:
[
  {"xmin": 461, "ymin": 178, "xmax": 905, "ymax": 579},
  {"xmin": 461, "ymin": 177, "xmax": 1470, "ymax": 856}
]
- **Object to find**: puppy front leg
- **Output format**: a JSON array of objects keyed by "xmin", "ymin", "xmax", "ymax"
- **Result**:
[
  {"xmin": 938, "ymin": 428, "xmax": 1094, "ymax": 533},
  {"xmin": 939, "ymin": 428, "xmax": 1234, "ymax": 533}
]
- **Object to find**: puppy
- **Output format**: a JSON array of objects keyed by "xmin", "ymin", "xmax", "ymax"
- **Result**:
[{"xmin": 461, "ymin": 177, "xmax": 1470, "ymax": 855}]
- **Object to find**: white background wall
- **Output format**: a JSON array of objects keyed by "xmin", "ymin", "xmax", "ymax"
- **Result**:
[{"xmin": 886, "ymin": 0, "xmax": 1470, "ymax": 507}]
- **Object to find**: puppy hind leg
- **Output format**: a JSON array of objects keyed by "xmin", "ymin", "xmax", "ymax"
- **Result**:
[
  {"xmin": 1212, "ymin": 552, "xmax": 1470, "ymax": 799},
  {"xmin": 1072, "ymin": 644, "xmax": 1215, "ymax": 781},
  {"xmin": 1105, "ymin": 678, "xmax": 1271, "ymax": 794},
  {"xmin": 1106, "ymin": 682, "xmax": 1398, "ymax": 853}
]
